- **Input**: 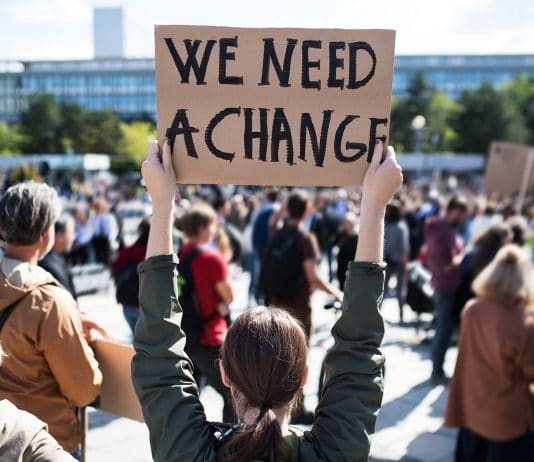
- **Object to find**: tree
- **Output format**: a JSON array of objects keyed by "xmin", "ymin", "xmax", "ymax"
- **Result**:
[
  {"xmin": 119, "ymin": 121, "xmax": 156, "ymax": 165},
  {"xmin": 504, "ymin": 75, "xmax": 534, "ymax": 144},
  {"xmin": 390, "ymin": 71, "xmax": 434, "ymax": 152},
  {"xmin": 60, "ymin": 102, "xmax": 89, "ymax": 153},
  {"xmin": 84, "ymin": 110, "xmax": 124, "ymax": 155},
  {"xmin": 0, "ymin": 123, "xmax": 25, "ymax": 154},
  {"xmin": 423, "ymin": 92, "xmax": 460, "ymax": 152},
  {"xmin": 19, "ymin": 94, "xmax": 64, "ymax": 153},
  {"xmin": 452, "ymin": 83, "xmax": 528, "ymax": 153}
]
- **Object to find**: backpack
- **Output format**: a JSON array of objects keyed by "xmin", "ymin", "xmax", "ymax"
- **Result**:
[
  {"xmin": 259, "ymin": 226, "xmax": 305, "ymax": 301},
  {"xmin": 115, "ymin": 249, "xmax": 139, "ymax": 306},
  {"xmin": 177, "ymin": 247, "xmax": 207, "ymax": 346}
]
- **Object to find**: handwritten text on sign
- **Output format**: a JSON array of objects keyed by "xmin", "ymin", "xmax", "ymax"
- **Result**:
[{"xmin": 155, "ymin": 26, "xmax": 396, "ymax": 186}]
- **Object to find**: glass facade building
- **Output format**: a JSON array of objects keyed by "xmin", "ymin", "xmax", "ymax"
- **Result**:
[{"xmin": 1, "ymin": 54, "xmax": 533, "ymax": 122}]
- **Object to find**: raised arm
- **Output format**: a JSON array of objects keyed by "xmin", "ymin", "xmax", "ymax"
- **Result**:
[
  {"xmin": 306, "ymin": 140, "xmax": 402, "ymax": 461},
  {"xmin": 132, "ymin": 140, "xmax": 217, "ymax": 462}
]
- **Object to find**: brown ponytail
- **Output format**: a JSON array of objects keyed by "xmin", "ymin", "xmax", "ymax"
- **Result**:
[{"xmin": 220, "ymin": 307, "xmax": 308, "ymax": 462}]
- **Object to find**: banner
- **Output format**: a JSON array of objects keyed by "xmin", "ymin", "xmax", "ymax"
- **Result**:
[{"xmin": 155, "ymin": 25, "xmax": 396, "ymax": 186}]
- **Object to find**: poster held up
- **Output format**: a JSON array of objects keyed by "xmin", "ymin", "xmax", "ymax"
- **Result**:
[{"xmin": 155, "ymin": 25, "xmax": 396, "ymax": 186}]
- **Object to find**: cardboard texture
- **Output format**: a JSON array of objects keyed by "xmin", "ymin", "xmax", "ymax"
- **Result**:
[
  {"xmin": 485, "ymin": 141, "xmax": 534, "ymax": 196},
  {"xmin": 155, "ymin": 25, "xmax": 396, "ymax": 186},
  {"xmin": 94, "ymin": 340, "xmax": 144, "ymax": 422}
]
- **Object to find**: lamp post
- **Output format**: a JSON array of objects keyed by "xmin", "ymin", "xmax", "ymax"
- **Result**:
[{"xmin": 411, "ymin": 115, "xmax": 426, "ymax": 154}]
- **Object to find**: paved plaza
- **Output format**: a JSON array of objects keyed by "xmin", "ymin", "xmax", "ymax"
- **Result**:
[{"xmin": 79, "ymin": 268, "xmax": 458, "ymax": 462}]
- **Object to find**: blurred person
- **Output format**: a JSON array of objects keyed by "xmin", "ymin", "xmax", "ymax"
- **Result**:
[
  {"xmin": 384, "ymin": 201, "xmax": 410, "ymax": 323},
  {"xmin": 89, "ymin": 197, "xmax": 118, "ymax": 265},
  {"xmin": 213, "ymin": 225, "xmax": 233, "ymax": 264},
  {"xmin": 335, "ymin": 212, "xmax": 359, "ymax": 291},
  {"xmin": 212, "ymin": 196, "xmax": 245, "ymax": 264},
  {"xmin": 0, "ymin": 342, "xmax": 76, "ymax": 461},
  {"xmin": 70, "ymin": 205, "xmax": 93, "ymax": 265},
  {"xmin": 468, "ymin": 200, "xmax": 502, "ymax": 243},
  {"xmin": 113, "ymin": 218, "xmax": 151, "ymax": 333},
  {"xmin": 445, "ymin": 245, "xmax": 534, "ymax": 462},
  {"xmin": 39, "ymin": 214, "xmax": 77, "ymax": 300},
  {"xmin": 454, "ymin": 223, "xmax": 512, "ymax": 323},
  {"xmin": 131, "ymin": 138, "xmax": 401, "ymax": 462},
  {"xmin": 178, "ymin": 202, "xmax": 234, "ymax": 422},
  {"xmin": 0, "ymin": 182, "xmax": 102, "ymax": 458},
  {"xmin": 259, "ymin": 190, "xmax": 343, "ymax": 423},
  {"xmin": 424, "ymin": 195, "xmax": 468, "ymax": 383}
]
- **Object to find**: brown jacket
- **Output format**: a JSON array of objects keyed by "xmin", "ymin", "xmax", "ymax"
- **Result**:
[
  {"xmin": 0, "ymin": 257, "xmax": 102, "ymax": 453},
  {"xmin": 445, "ymin": 294, "xmax": 534, "ymax": 441}
]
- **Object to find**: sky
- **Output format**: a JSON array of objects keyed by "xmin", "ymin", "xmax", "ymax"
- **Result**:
[{"xmin": 0, "ymin": 0, "xmax": 532, "ymax": 61}]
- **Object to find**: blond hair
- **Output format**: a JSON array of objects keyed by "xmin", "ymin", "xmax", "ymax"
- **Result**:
[
  {"xmin": 0, "ymin": 342, "xmax": 4, "ymax": 367},
  {"xmin": 472, "ymin": 244, "xmax": 534, "ymax": 308}
]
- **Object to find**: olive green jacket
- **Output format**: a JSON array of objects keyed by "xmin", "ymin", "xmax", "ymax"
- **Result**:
[{"xmin": 132, "ymin": 254, "xmax": 385, "ymax": 462}]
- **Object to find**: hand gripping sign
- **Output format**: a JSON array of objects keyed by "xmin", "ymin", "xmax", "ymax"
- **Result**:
[{"xmin": 155, "ymin": 25, "xmax": 396, "ymax": 186}]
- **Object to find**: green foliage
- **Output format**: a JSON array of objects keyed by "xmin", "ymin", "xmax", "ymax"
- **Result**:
[
  {"xmin": 423, "ymin": 92, "xmax": 460, "ymax": 152},
  {"xmin": 390, "ymin": 71, "xmax": 434, "ymax": 152},
  {"xmin": 20, "ymin": 94, "xmax": 64, "ymax": 153},
  {"xmin": 119, "ymin": 121, "xmax": 156, "ymax": 165},
  {"xmin": 451, "ymin": 83, "xmax": 529, "ymax": 154},
  {"xmin": 504, "ymin": 75, "xmax": 534, "ymax": 144},
  {"xmin": 0, "ymin": 123, "xmax": 26, "ymax": 154},
  {"xmin": 83, "ymin": 110, "xmax": 124, "ymax": 155},
  {"xmin": 10, "ymin": 164, "xmax": 41, "ymax": 182}
]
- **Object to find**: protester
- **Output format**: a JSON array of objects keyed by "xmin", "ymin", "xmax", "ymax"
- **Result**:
[
  {"xmin": 70, "ymin": 204, "xmax": 94, "ymax": 265},
  {"xmin": 384, "ymin": 201, "xmax": 410, "ymax": 323},
  {"xmin": 0, "ymin": 343, "xmax": 76, "ymax": 461},
  {"xmin": 131, "ymin": 138, "xmax": 401, "ymax": 461},
  {"xmin": 39, "ymin": 213, "xmax": 77, "ymax": 299},
  {"xmin": 113, "ymin": 217, "xmax": 150, "ymax": 333},
  {"xmin": 424, "ymin": 195, "xmax": 468, "ymax": 382},
  {"xmin": 261, "ymin": 190, "xmax": 343, "ymax": 342},
  {"xmin": 89, "ymin": 197, "xmax": 118, "ymax": 265},
  {"xmin": 0, "ymin": 182, "xmax": 103, "ymax": 458},
  {"xmin": 445, "ymin": 245, "xmax": 534, "ymax": 461},
  {"xmin": 178, "ymin": 201, "xmax": 234, "ymax": 422}
]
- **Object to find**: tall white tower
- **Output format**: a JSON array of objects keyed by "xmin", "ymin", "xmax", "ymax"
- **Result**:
[{"xmin": 93, "ymin": 7, "xmax": 124, "ymax": 59}]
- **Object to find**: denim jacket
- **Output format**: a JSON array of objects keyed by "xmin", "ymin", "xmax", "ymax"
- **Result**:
[{"xmin": 132, "ymin": 254, "xmax": 385, "ymax": 461}]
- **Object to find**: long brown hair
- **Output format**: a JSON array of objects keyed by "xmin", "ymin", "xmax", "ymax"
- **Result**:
[{"xmin": 220, "ymin": 307, "xmax": 308, "ymax": 462}]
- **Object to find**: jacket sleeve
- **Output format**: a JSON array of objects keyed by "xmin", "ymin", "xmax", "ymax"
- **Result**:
[
  {"xmin": 131, "ymin": 254, "xmax": 217, "ymax": 462},
  {"xmin": 39, "ymin": 287, "xmax": 102, "ymax": 407},
  {"xmin": 24, "ymin": 429, "xmax": 77, "ymax": 462},
  {"xmin": 307, "ymin": 261, "xmax": 386, "ymax": 462}
]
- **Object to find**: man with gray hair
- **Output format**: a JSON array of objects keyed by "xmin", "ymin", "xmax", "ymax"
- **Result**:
[
  {"xmin": 0, "ymin": 181, "xmax": 102, "ymax": 458},
  {"xmin": 0, "ymin": 343, "xmax": 76, "ymax": 461}
]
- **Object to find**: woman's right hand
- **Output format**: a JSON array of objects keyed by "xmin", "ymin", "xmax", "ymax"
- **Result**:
[{"xmin": 141, "ymin": 139, "xmax": 176, "ymax": 210}]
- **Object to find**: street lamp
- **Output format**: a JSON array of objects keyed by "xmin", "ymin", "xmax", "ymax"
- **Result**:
[{"xmin": 411, "ymin": 115, "xmax": 426, "ymax": 154}]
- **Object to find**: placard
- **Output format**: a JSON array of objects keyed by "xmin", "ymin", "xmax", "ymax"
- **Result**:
[
  {"xmin": 94, "ymin": 340, "xmax": 144, "ymax": 422},
  {"xmin": 155, "ymin": 25, "xmax": 396, "ymax": 186},
  {"xmin": 485, "ymin": 141, "xmax": 534, "ymax": 196}
]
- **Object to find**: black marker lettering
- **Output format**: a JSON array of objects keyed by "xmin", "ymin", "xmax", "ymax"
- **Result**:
[
  {"xmin": 302, "ymin": 40, "xmax": 322, "ymax": 90},
  {"xmin": 244, "ymin": 108, "xmax": 269, "ymax": 161},
  {"xmin": 299, "ymin": 111, "xmax": 333, "ymax": 167},
  {"xmin": 367, "ymin": 118, "xmax": 388, "ymax": 162},
  {"xmin": 165, "ymin": 109, "xmax": 199, "ymax": 157},
  {"xmin": 347, "ymin": 42, "xmax": 377, "ymax": 89},
  {"xmin": 334, "ymin": 115, "xmax": 367, "ymax": 162},
  {"xmin": 205, "ymin": 107, "xmax": 241, "ymax": 162},
  {"xmin": 271, "ymin": 108, "xmax": 294, "ymax": 164},
  {"xmin": 164, "ymin": 38, "xmax": 216, "ymax": 85},
  {"xmin": 327, "ymin": 42, "xmax": 346, "ymax": 89},
  {"xmin": 259, "ymin": 38, "xmax": 298, "ymax": 87},
  {"xmin": 219, "ymin": 37, "xmax": 244, "ymax": 85}
]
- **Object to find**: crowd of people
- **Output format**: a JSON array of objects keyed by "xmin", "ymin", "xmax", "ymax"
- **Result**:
[{"xmin": 0, "ymin": 144, "xmax": 532, "ymax": 460}]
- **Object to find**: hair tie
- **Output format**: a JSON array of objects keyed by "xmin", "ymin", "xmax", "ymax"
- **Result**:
[{"xmin": 259, "ymin": 401, "xmax": 272, "ymax": 410}]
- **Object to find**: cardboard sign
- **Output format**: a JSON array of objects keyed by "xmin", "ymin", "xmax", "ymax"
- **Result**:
[
  {"xmin": 155, "ymin": 26, "xmax": 396, "ymax": 186},
  {"xmin": 94, "ymin": 340, "xmax": 144, "ymax": 422},
  {"xmin": 485, "ymin": 141, "xmax": 534, "ymax": 196}
]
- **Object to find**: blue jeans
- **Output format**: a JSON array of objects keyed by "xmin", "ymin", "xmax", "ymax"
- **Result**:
[
  {"xmin": 432, "ymin": 291, "xmax": 455, "ymax": 375},
  {"xmin": 122, "ymin": 305, "xmax": 140, "ymax": 334}
]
